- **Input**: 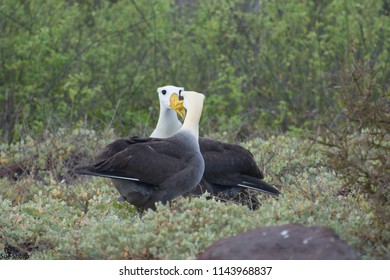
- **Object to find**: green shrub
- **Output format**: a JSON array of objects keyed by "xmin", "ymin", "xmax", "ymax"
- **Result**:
[
  {"xmin": 1, "ymin": 0, "xmax": 388, "ymax": 142},
  {"xmin": 1, "ymin": 130, "xmax": 388, "ymax": 259},
  {"xmin": 314, "ymin": 46, "xmax": 389, "ymax": 255}
]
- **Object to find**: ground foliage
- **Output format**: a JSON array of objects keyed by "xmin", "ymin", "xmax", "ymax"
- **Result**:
[{"xmin": 0, "ymin": 129, "xmax": 389, "ymax": 259}]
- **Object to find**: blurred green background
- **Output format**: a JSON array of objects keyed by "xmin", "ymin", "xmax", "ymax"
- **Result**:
[{"xmin": 1, "ymin": 0, "xmax": 388, "ymax": 143}]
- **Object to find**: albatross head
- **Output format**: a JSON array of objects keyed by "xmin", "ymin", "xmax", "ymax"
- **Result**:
[
  {"xmin": 157, "ymin": 85, "xmax": 186, "ymax": 119},
  {"xmin": 179, "ymin": 91, "xmax": 205, "ymax": 139},
  {"xmin": 151, "ymin": 85, "xmax": 186, "ymax": 138}
]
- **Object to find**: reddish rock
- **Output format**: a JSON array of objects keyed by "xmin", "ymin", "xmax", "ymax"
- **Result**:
[{"xmin": 197, "ymin": 224, "xmax": 359, "ymax": 260}]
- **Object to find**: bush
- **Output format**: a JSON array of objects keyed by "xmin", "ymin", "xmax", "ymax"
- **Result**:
[
  {"xmin": 314, "ymin": 45, "xmax": 390, "ymax": 256},
  {"xmin": 1, "ymin": 0, "xmax": 388, "ymax": 142},
  {"xmin": 0, "ymin": 130, "xmax": 388, "ymax": 259}
]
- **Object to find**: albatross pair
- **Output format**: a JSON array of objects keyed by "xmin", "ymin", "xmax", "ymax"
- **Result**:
[
  {"xmin": 76, "ymin": 91, "xmax": 205, "ymax": 210},
  {"xmin": 76, "ymin": 86, "xmax": 280, "ymax": 210},
  {"xmin": 151, "ymin": 86, "xmax": 280, "ymax": 202}
]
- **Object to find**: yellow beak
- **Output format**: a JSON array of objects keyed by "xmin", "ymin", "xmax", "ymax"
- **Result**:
[{"xmin": 170, "ymin": 93, "xmax": 186, "ymax": 120}]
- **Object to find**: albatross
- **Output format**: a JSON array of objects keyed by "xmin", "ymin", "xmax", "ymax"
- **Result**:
[
  {"xmin": 151, "ymin": 86, "xmax": 280, "ymax": 203},
  {"xmin": 75, "ymin": 91, "xmax": 205, "ymax": 210},
  {"xmin": 92, "ymin": 85, "xmax": 280, "ymax": 206}
]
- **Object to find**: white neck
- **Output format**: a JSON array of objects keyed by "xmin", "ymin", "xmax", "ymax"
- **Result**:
[
  {"xmin": 150, "ymin": 106, "xmax": 182, "ymax": 138},
  {"xmin": 179, "ymin": 93, "xmax": 204, "ymax": 139}
]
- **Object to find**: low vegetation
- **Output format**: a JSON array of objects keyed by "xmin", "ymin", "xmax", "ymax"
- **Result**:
[{"xmin": 0, "ymin": 129, "xmax": 388, "ymax": 259}]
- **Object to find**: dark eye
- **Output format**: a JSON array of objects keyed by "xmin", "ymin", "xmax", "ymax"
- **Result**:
[{"xmin": 162, "ymin": 90, "xmax": 167, "ymax": 95}]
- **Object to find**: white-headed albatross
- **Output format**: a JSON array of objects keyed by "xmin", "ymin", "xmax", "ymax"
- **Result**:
[
  {"xmin": 93, "ymin": 85, "xmax": 280, "ymax": 208},
  {"xmin": 75, "ymin": 91, "xmax": 205, "ymax": 210},
  {"xmin": 153, "ymin": 85, "xmax": 281, "ymax": 203},
  {"xmin": 150, "ymin": 85, "xmax": 185, "ymax": 138}
]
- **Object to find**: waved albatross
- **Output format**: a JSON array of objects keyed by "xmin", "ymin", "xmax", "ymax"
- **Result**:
[
  {"xmin": 75, "ymin": 91, "xmax": 205, "ymax": 210},
  {"xmin": 153, "ymin": 86, "xmax": 280, "ymax": 204},
  {"xmin": 94, "ymin": 85, "xmax": 280, "ymax": 208}
]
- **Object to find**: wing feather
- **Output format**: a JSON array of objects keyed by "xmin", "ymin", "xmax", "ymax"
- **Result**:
[
  {"xmin": 81, "ymin": 138, "xmax": 191, "ymax": 186},
  {"xmin": 199, "ymin": 137, "xmax": 263, "ymax": 179}
]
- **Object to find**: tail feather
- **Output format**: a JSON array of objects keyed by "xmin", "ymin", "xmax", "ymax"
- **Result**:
[
  {"xmin": 74, "ymin": 166, "xmax": 139, "ymax": 182},
  {"xmin": 237, "ymin": 178, "xmax": 280, "ymax": 196},
  {"xmin": 207, "ymin": 174, "xmax": 281, "ymax": 196}
]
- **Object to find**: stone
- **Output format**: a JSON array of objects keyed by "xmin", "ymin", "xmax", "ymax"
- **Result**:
[{"xmin": 197, "ymin": 223, "xmax": 359, "ymax": 260}]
